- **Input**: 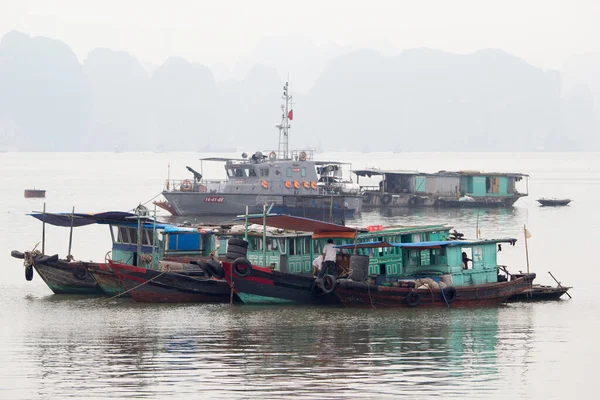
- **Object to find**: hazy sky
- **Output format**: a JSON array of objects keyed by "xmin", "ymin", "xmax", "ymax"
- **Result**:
[{"xmin": 1, "ymin": 0, "xmax": 599, "ymax": 70}]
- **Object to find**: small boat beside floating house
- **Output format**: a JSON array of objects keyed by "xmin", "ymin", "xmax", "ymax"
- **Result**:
[
  {"xmin": 354, "ymin": 169, "xmax": 529, "ymax": 208},
  {"xmin": 537, "ymin": 198, "xmax": 572, "ymax": 206}
]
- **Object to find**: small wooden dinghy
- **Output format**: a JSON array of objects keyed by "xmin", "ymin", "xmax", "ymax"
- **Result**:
[
  {"xmin": 24, "ymin": 189, "xmax": 46, "ymax": 198},
  {"xmin": 537, "ymin": 198, "xmax": 571, "ymax": 206}
]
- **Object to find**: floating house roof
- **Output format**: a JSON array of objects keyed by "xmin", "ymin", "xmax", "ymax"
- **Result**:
[{"xmin": 353, "ymin": 168, "xmax": 529, "ymax": 178}]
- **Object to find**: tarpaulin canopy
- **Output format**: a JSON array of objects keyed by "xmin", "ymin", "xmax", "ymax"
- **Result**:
[
  {"xmin": 162, "ymin": 226, "xmax": 215, "ymax": 234},
  {"xmin": 239, "ymin": 214, "xmax": 359, "ymax": 234},
  {"xmin": 29, "ymin": 211, "xmax": 167, "ymax": 228}
]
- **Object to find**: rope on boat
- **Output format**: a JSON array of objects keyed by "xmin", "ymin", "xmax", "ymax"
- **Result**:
[
  {"xmin": 104, "ymin": 271, "xmax": 167, "ymax": 301},
  {"xmin": 132, "ymin": 192, "xmax": 163, "ymax": 212},
  {"xmin": 367, "ymin": 280, "xmax": 376, "ymax": 309}
]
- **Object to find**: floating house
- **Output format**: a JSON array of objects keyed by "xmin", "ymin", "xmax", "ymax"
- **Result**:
[{"xmin": 354, "ymin": 169, "xmax": 529, "ymax": 208}]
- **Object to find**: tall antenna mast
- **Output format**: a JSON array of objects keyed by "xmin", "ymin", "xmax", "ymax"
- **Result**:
[{"xmin": 277, "ymin": 81, "xmax": 292, "ymax": 160}]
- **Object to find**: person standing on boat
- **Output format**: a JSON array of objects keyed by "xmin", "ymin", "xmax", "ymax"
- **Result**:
[
  {"xmin": 312, "ymin": 255, "xmax": 323, "ymax": 276},
  {"xmin": 462, "ymin": 252, "xmax": 472, "ymax": 270},
  {"xmin": 321, "ymin": 239, "xmax": 338, "ymax": 277}
]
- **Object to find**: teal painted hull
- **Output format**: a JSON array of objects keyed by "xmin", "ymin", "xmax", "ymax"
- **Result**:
[{"xmin": 238, "ymin": 293, "xmax": 294, "ymax": 305}]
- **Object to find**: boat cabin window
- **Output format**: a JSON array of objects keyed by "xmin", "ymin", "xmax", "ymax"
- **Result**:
[
  {"xmin": 301, "ymin": 167, "xmax": 307, "ymax": 177},
  {"xmin": 250, "ymin": 237, "xmax": 263, "ymax": 251},
  {"xmin": 408, "ymin": 249, "xmax": 420, "ymax": 266},
  {"xmin": 249, "ymin": 168, "xmax": 257, "ymax": 177},
  {"xmin": 260, "ymin": 168, "xmax": 269, "ymax": 177},
  {"xmin": 118, "ymin": 226, "xmax": 129, "ymax": 243},
  {"xmin": 142, "ymin": 230, "xmax": 153, "ymax": 246},
  {"xmin": 129, "ymin": 228, "xmax": 138, "ymax": 244},
  {"xmin": 266, "ymin": 238, "xmax": 278, "ymax": 251},
  {"xmin": 227, "ymin": 168, "xmax": 247, "ymax": 178},
  {"xmin": 286, "ymin": 167, "xmax": 293, "ymax": 178}
]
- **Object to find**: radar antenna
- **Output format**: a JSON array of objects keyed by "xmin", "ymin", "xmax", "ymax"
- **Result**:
[{"xmin": 277, "ymin": 81, "xmax": 292, "ymax": 160}]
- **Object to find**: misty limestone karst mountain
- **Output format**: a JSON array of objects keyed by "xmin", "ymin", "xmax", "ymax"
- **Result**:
[{"xmin": 0, "ymin": 30, "xmax": 597, "ymax": 152}]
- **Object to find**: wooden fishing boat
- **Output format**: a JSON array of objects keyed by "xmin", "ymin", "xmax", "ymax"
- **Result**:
[
  {"xmin": 109, "ymin": 261, "xmax": 235, "ymax": 303},
  {"xmin": 222, "ymin": 261, "xmax": 341, "ymax": 305},
  {"xmin": 86, "ymin": 263, "xmax": 129, "ymax": 297},
  {"xmin": 221, "ymin": 214, "xmax": 453, "ymax": 305},
  {"xmin": 332, "ymin": 239, "xmax": 533, "ymax": 308},
  {"xmin": 537, "ymin": 198, "xmax": 571, "ymax": 206},
  {"xmin": 12, "ymin": 209, "xmax": 224, "ymax": 297},
  {"xmin": 11, "ymin": 250, "xmax": 104, "ymax": 295}
]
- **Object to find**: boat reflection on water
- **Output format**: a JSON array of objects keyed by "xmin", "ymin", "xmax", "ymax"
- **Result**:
[{"xmin": 21, "ymin": 304, "xmax": 534, "ymax": 397}]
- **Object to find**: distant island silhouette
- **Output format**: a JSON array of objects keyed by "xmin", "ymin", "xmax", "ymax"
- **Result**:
[{"xmin": 0, "ymin": 31, "xmax": 598, "ymax": 152}]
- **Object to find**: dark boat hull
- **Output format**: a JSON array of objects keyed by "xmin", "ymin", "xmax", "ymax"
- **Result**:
[
  {"xmin": 11, "ymin": 251, "xmax": 104, "ymax": 295},
  {"xmin": 223, "ymin": 262, "xmax": 341, "ymax": 305},
  {"xmin": 335, "ymin": 277, "xmax": 531, "ymax": 308},
  {"xmin": 508, "ymin": 284, "xmax": 571, "ymax": 301},
  {"xmin": 537, "ymin": 199, "xmax": 571, "ymax": 206},
  {"xmin": 87, "ymin": 264, "xmax": 130, "ymax": 297},
  {"xmin": 109, "ymin": 261, "xmax": 234, "ymax": 303}
]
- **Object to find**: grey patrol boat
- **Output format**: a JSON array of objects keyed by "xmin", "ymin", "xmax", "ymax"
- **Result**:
[{"xmin": 158, "ymin": 82, "xmax": 363, "ymax": 221}]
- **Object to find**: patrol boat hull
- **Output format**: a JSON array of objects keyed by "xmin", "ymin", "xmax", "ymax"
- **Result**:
[{"xmin": 161, "ymin": 191, "xmax": 361, "ymax": 218}]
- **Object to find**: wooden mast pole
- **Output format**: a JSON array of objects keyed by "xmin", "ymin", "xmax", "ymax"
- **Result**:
[
  {"xmin": 524, "ymin": 225, "xmax": 530, "ymax": 274},
  {"xmin": 67, "ymin": 206, "xmax": 75, "ymax": 259}
]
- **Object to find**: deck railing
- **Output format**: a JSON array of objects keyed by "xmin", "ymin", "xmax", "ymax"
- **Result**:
[{"xmin": 164, "ymin": 179, "xmax": 228, "ymax": 193}]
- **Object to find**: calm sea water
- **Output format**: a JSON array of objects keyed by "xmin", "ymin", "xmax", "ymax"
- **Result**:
[{"xmin": 1, "ymin": 151, "xmax": 598, "ymax": 399}]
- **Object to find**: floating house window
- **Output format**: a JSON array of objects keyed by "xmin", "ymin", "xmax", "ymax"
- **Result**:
[{"xmin": 289, "ymin": 239, "xmax": 295, "ymax": 255}]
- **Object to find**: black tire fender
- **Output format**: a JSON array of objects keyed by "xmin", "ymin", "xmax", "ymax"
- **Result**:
[
  {"xmin": 381, "ymin": 193, "xmax": 392, "ymax": 205},
  {"xmin": 406, "ymin": 291, "xmax": 421, "ymax": 307},
  {"xmin": 73, "ymin": 267, "xmax": 88, "ymax": 280},
  {"xmin": 319, "ymin": 275, "xmax": 337, "ymax": 294},
  {"xmin": 206, "ymin": 259, "xmax": 225, "ymax": 279},
  {"xmin": 227, "ymin": 238, "xmax": 249, "ymax": 248},
  {"xmin": 11, "ymin": 250, "xmax": 25, "ymax": 259},
  {"xmin": 443, "ymin": 286, "xmax": 457, "ymax": 303},
  {"xmin": 363, "ymin": 192, "xmax": 372, "ymax": 204},
  {"xmin": 25, "ymin": 265, "xmax": 33, "ymax": 281},
  {"xmin": 226, "ymin": 244, "xmax": 247, "ymax": 255},
  {"xmin": 232, "ymin": 257, "xmax": 252, "ymax": 277}
]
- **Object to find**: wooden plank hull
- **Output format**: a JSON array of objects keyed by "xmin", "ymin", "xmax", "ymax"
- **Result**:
[
  {"xmin": 109, "ymin": 261, "xmax": 234, "ymax": 303},
  {"xmin": 87, "ymin": 264, "xmax": 130, "ymax": 297},
  {"xmin": 223, "ymin": 262, "xmax": 341, "ymax": 305},
  {"xmin": 32, "ymin": 255, "xmax": 104, "ymax": 295},
  {"xmin": 508, "ymin": 284, "xmax": 571, "ymax": 301},
  {"xmin": 335, "ymin": 277, "xmax": 531, "ymax": 308}
]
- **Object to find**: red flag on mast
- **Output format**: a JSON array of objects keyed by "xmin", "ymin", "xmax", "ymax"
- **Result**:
[{"xmin": 287, "ymin": 110, "xmax": 294, "ymax": 120}]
